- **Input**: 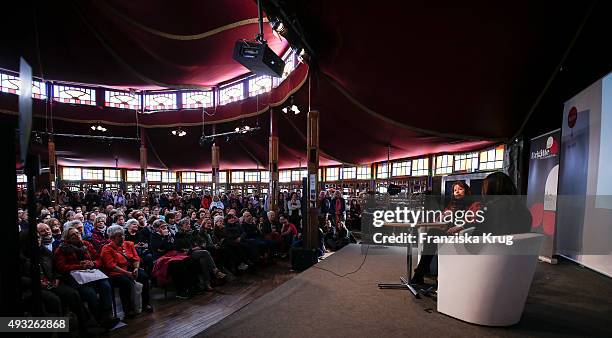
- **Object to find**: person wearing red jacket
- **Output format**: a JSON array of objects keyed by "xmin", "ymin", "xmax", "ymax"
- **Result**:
[
  {"xmin": 201, "ymin": 191, "xmax": 212, "ymax": 210},
  {"xmin": 100, "ymin": 225, "xmax": 153, "ymax": 316},
  {"xmin": 54, "ymin": 226, "xmax": 119, "ymax": 329}
]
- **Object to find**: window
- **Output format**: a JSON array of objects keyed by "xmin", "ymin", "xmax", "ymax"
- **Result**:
[
  {"xmin": 182, "ymin": 172, "xmax": 196, "ymax": 183},
  {"xmin": 279, "ymin": 170, "xmax": 291, "ymax": 183},
  {"xmin": 245, "ymin": 171, "xmax": 260, "ymax": 182},
  {"xmin": 342, "ymin": 167, "xmax": 356, "ymax": 180},
  {"xmin": 162, "ymin": 171, "xmax": 177, "ymax": 183},
  {"xmin": 219, "ymin": 82, "xmax": 244, "ymax": 105},
  {"xmin": 325, "ymin": 167, "xmax": 340, "ymax": 181},
  {"xmin": 53, "ymin": 85, "xmax": 95, "ymax": 105},
  {"xmin": 377, "ymin": 163, "xmax": 390, "ymax": 179},
  {"xmin": 144, "ymin": 92, "xmax": 177, "ymax": 111},
  {"xmin": 435, "ymin": 155, "xmax": 454, "ymax": 175},
  {"xmin": 219, "ymin": 171, "xmax": 227, "ymax": 183},
  {"xmin": 454, "ymin": 153, "xmax": 479, "ymax": 172},
  {"xmin": 82, "ymin": 169, "xmax": 103, "ymax": 180},
  {"xmin": 0, "ymin": 73, "xmax": 46, "ymax": 99},
  {"xmin": 105, "ymin": 90, "xmax": 140, "ymax": 109},
  {"xmin": 0, "ymin": 73, "xmax": 20, "ymax": 94},
  {"xmin": 273, "ymin": 49, "xmax": 297, "ymax": 88},
  {"xmin": 62, "ymin": 167, "xmax": 82, "ymax": 181},
  {"xmin": 392, "ymin": 161, "xmax": 411, "ymax": 177},
  {"xmin": 104, "ymin": 169, "xmax": 121, "ymax": 182},
  {"xmin": 411, "ymin": 158, "xmax": 429, "ymax": 176},
  {"xmin": 479, "ymin": 145, "xmax": 504, "ymax": 170},
  {"xmin": 260, "ymin": 171, "xmax": 270, "ymax": 183},
  {"xmin": 126, "ymin": 170, "xmax": 141, "ymax": 182},
  {"xmin": 182, "ymin": 91, "xmax": 213, "ymax": 109},
  {"xmin": 356, "ymin": 166, "xmax": 371, "ymax": 180},
  {"xmin": 248, "ymin": 76, "xmax": 272, "ymax": 97},
  {"xmin": 147, "ymin": 171, "xmax": 161, "ymax": 182},
  {"xmin": 17, "ymin": 174, "xmax": 27, "ymax": 183},
  {"xmin": 292, "ymin": 169, "xmax": 307, "ymax": 182},
  {"xmin": 32, "ymin": 80, "xmax": 46, "ymax": 99},
  {"xmin": 231, "ymin": 171, "xmax": 245, "ymax": 183},
  {"xmin": 196, "ymin": 172, "xmax": 212, "ymax": 182}
]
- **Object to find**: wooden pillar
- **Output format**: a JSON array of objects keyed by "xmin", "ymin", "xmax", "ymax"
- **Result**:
[
  {"xmin": 48, "ymin": 137, "xmax": 56, "ymax": 203},
  {"xmin": 139, "ymin": 127, "xmax": 148, "ymax": 204},
  {"xmin": 305, "ymin": 110, "xmax": 320, "ymax": 250},
  {"xmin": 211, "ymin": 143, "xmax": 220, "ymax": 195},
  {"xmin": 269, "ymin": 109, "xmax": 279, "ymax": 211}
]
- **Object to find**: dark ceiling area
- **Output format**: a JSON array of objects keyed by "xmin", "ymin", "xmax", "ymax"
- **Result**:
[{"xmin": 2, "ymin": 0, "xmax": 611, "ymax": 170}]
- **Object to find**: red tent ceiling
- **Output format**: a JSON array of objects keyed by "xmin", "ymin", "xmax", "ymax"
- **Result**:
[{"xmin": 2, "ymin": 0, "xmax": 610, "ymax": 170}]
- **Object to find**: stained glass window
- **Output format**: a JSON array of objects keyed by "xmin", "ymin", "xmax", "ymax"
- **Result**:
[
  {"xmin": 342, "ymin": 167, "xmax": 356, "ymax": 180},
  {"xmin": 356, "ymin": 166, "xmax": 371, "ymax": 180},
  {"xmin": 144, "ymin": 92, "xmax": 177, "ymax": 111},
  {"xmin": 182, "ymin": 91, "xmax": 213, "ymax": 109},
  {"xmin": 411, "ymin": 158, "xmax": 429, "ymax": 176},
  {"xmin": 454, "ymin": 153, "xmax": 479, "ymax": 172},
  {"xmin": 392, "ymin": 161, "xmax": 411, "ymax": 177},
  {"xmin": 0, "ymin": 73, "xmax": 47, "ymax": 99},
  {"xmin": 82, "ymin": 169, "xmax": 103, "ymax": 180},
  {"xmin": 126, "ymin": 170, "xmax": 142, "ymax": 182},
  {"xmin": 196, "ymin": 172, "xmax": 212, "ymax": 182},
  {"xmin": 62, "ymin": 167, "xmax": 82, "ymax": 181},
  {"xmin": 53, "ymin": 85, "xmax": 95, "ymax": 105},
  {"xmin": 435, "ymin": 155, "xmax": 454, "ymax": 175},
  {"xmin": 105, "ymin": 90, "xmax": 140, "ymax": 109},
  {"xmin": 248, "ymin": 76, "xmax": 272, "ymax": 97},
  {"xmin": 219, "ymin": 82, "xmax": 244, "ymax": 106}
]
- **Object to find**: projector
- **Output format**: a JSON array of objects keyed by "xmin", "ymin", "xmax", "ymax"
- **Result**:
[{"xmin": 233, "ymin": 40, "xmax": 285, "ymax": 77}]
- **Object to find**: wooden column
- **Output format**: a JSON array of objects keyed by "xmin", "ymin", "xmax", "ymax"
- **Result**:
[
  {"xmin": 269, "ymin": 109, "xmax": 279, "ymax": 211},
  {"xmin": 305, "ymin": 110, "xmax": 320, "ymax": 250},
  {"xmin": 139, "ymin": 127, "xmax": 148, "ymax": 204},
  {"xmin": 211, "ymin": 143, "xmax": 220, "ymax": 195}
]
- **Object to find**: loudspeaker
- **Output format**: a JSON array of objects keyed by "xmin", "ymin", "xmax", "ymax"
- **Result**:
[
  {"xmin": 233, "ymin": 41, "xmax": 285, "ymax": 77},
  {"xmin": 388, "ymin": 184, "xmax": 401, "ymax": 195},
  {"xmin": 290, "ymin": 247, "xmax": 318, "ymax": 272}
]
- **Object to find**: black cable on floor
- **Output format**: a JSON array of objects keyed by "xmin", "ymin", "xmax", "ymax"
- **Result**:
[{"xmin": 312, "ymin": 244, "xmax": 370, "ymax": 278}]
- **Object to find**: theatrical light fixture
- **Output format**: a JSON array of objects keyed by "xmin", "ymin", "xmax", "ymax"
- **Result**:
[
  {"xmin": 199, "ymin": 125, "xmax": 260, "ymax": 146},
  {"xmin": 91, "ymin": 124, "xmax": 107, "ymax": 132},
  {"xmin": 281, "ymin": 96, "xmax": 300, "ymax": 115},
  {"xmin": 171, "ymin": 128, "xmax": 186, "ymax": 137}
]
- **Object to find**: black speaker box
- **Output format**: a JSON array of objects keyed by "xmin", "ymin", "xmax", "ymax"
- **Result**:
[
  {"xmin": 233, "ymin": 41, "xmax": 285, "ymax": 77},
  {"xmin": 290, "ymin": 247, "xmax": 318, "ymax": 272}
]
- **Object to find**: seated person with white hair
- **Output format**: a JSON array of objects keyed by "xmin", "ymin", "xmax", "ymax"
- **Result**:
[
  {"xmin": 100, "ymin": 225, "xmax": 153, "ymax": 316},
  {"xmin": 91, "ymin": 215, "xmax": 110, "ymax": 252},
  {"xmin": 54, "ymin": 226, "xmax": 119, "ymax": 329},
  {"xmin": 37, "ymin": 222, "xmax": 54, "ymax": 252},
  {"xmin": 125, "ymin": 218, "xmax": 154, "ymax": 275}
]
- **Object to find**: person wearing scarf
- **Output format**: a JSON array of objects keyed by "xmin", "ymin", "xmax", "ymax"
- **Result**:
[
  {"xmin": 53, "ymin": 226, "xmax": 119, "ymax": 329},
  {"xmin": 91, "ymin": 215, "xmax": 110, "ymax": 252}
]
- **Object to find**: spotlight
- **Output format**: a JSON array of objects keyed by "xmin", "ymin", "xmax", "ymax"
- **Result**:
[{"xmin": 291, "ymin": 105, "xmax": 300, "ymax": 114}]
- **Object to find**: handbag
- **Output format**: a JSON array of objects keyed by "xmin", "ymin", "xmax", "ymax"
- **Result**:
[
  {"xmin": 69, "ymin": 269, "xmax": 108, "ymax": 285},
  {"xmin": 131, "ymin": 281, "xmax": 143, "ymax": 313}
]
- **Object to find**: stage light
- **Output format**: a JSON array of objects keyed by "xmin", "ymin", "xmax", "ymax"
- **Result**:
[
  {"xmin": 91, "ymin": 126, "xmax": 96, "ymax": 131},
  {"xmin": 282, "ymin": 107, "xmax": 288, "ymax": 113},
  {"xmin": 291, "ymin": 105, "xmax": 300, "ymax": 114},
  {"xmin": 96, "ymin": 125, "xmax": 103, "ymax": 131},
  {"xmin": 172, "ymin": 130, "xmax": 177, "ymax": 135},
  {"xmin": 235, "ymin": 127, "xmax": 240, "ymax": 132}
]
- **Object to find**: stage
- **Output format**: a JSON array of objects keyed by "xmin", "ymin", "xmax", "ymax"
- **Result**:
[{"xmin": 200, "ymin": 244, "xmax": 612, "ymax": 337}]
